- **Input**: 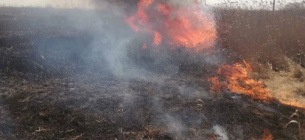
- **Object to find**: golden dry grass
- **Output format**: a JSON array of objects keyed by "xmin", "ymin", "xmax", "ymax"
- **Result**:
[
  {"xmin": 217, "ymin": 8, "xmax": 305, "ymax": 72},
  {"xmin": 217, "ymin": 8, "xmax": 305, "ymax": 109},
  {"xmin": 264, "ymin": 58, "xmax": 305, "ymax": 108}
]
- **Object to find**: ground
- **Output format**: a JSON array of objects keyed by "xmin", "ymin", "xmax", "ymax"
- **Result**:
[{"xmin": 0, "ymin": 7, "xmax": 304, "ymax": 140}]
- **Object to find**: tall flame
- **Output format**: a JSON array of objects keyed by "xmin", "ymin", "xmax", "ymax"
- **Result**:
[{"xmin": 126, "ymin": 0, "xmax": 216, "ymax": 51}]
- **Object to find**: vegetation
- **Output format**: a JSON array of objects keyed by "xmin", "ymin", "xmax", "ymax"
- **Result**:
[
  {"xmin": 0, "ymin": 5, "xmax": 305, "ymax": 139},
  {"xmin": 216, "ymin": 8, "xmax": 305, "ymax": 72}
]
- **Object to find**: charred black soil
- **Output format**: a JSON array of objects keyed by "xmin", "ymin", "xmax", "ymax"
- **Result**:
[{"xmin": 0, "ymin": 7, "xmax": 304, "ymax": 140}]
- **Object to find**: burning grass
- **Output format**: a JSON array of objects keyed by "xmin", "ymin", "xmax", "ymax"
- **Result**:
[
  {"xmin": 214, "ymin": 8, "xmax": 305, "ymax": 110},
  {"xmin": 126, "ymin": 0, "xmax": 216, "ymax": 51},
  {"xmin": 1, "ymin": 4, "xmax": 305, "ymax": 140},
  {"xmin": 208, "ymin": 60, "xmax": 273, "ymax": 101}
]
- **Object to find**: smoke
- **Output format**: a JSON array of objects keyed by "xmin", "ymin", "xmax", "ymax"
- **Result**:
[
  {"xmin": 213, "ymin": 125, "xmax": 229, "ymax": 140},
  {"xmin": 32, "ymin": 1, "xmax": 147, "ymax": 79},
  {"xmin": 42, "ymin": 0, "xmax": 216, "ymax": 136},
  {"xmin": 27, "ymin": 0, "xmax": 219, "ymax": 95},
  {"xmin": 165, "ymin": 0, "xmax": 198, "ymax": 7},
  {"xmin": 41, "ymin": 0, "xmax": 219, "ymax": 79},
  {"xmin": 13, "ymin": 0, "xmax": 222, "ymax": 138},
  {"xmin": 164, "ymin": 114, "xmax": 186, "ymax": 137}
]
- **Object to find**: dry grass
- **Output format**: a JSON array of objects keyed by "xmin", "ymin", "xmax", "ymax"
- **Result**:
[
  {"xmin": 292, "ymin": 68, "xmax": 304, "ymax": 82},
  {"xmin": 216, "ymin": 8, "xmax": 305, "ymax": 72},
  {"xmin": 216, "ymin": 8, "xmax": 305, "ymax": 109}
]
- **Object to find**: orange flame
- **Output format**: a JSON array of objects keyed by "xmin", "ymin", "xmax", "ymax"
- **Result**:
[
  {"xmin": 142, "ymin": 44, "xmax": 148, "ymax": 50},
  {"xmin": 258, "ymin": 129, "xmax": 273, "ymax": 140},
  {"xmin": 207, "ymin": 77, "xmax": 222, "ymax": 93},
  {"xmin": 209, "ymin": 61, "xmax": 273, "ymax": 101},
  {"xmin": 153, "ymin": 31, "xmax": 162, "ymax": 45},
  {"xmin": 126, "ymin": 0, "xmax": 216, "ymax": 51},
  {"xmin": 209, "ymin": 60, "xmax": 305, "ymax": 110}
]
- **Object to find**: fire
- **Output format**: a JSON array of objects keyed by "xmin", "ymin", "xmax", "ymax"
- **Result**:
[
  {"xmin": 208, "ymin": 60, "xmax": 273, "ymax": 101},
  {"xmin": 207, "ymin": 77, "xmax": 221, "ymax": 93},
  {"xmin": 142, "ymin": 44, "xmax": 148, "ymax": 50},
  {"xmin": 258, "ymin": 129, "xmax": 273, "ymax": 140},
  {"xmin": 126, "ymin": 0, "xmax": 216, "ymax": 51},
  {"xmin": 153, "ymin": 31, "xmax": 162, "ymax": 45},
  {"xmin": 208, "ymin": 60, "xmax": 305, "ymax": 110}
]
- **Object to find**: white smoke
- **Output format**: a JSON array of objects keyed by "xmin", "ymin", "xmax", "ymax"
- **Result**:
[
  {"xmin": 166, "ymin": 0, "xmax": 197, "ymax": 8},
  {"xmin": 213, "ymin": 125, "xmax": 229, "ymax": 140}
]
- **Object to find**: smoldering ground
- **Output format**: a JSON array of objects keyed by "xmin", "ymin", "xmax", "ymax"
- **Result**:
[
  {"xmin": 0, "ymin": 1, "xmax": 230, "ymax": 139},
  {"xmin": 2, "ymin": 1, "xmax": 298, "ymax": 139}
]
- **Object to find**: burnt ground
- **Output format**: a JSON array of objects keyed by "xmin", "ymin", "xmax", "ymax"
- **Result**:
[
  {"xmin": 0, "ymin": 7, "xmax": 304, "ymax": 140},
  {"xmin": 1, "ymin": 73, "xmax": 303, "ymax": 140}
]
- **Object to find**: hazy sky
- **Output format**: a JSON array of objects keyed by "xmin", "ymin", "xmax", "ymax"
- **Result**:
[
  {"xmin": 207, "ymin": 0, "xmax": 303, "ymax": 5},
  {"xmin": 207, "ymin": 0, "xmax": 304, "ymax": 9},
  {"xmin": 0, "ymin": 0, "xmax": 96, "ymax": 8},
  {"xmin": 0, "ymin": 0, "xmax": 304, "ymax": 9}
]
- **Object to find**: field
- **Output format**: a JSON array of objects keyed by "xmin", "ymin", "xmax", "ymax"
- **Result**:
[
  {"xmin": 216, "ymin": 8, "xmax": 305, "ymax": 110},
  {"xmin": 217, "ymin": 8, "xmax": 305, "ymax": 70},
  {"xmin": 0, "ymin": 6, "xmax": 305, "ymax": 139}
]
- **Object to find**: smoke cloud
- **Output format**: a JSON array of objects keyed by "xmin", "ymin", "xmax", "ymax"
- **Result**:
[
  {"xmin": 213, "ymin": 125, "xmax": 229, "ymax": 140},
  {"xmin": 3, "ymin": 0, "xmax": 222, "ymax": 138}
]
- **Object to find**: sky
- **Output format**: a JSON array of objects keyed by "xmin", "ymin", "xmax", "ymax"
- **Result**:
[
  {"xmin": 207, "ymin": 0, "xmax": 304, "ymax": 5},
  {"xmin": 206, "ymin": 0, "xmax": 304, "ymax": 9},
  {"xmin": 0, "ymin": 0, "xmax": 304, "ymax": 9},
  {"xmin": 0, "ymin": 0, "xmax": 96, "ymax": 8}
]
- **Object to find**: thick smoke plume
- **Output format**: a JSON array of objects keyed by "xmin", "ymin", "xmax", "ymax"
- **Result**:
[
  {"xmin": 4, "ymin": 0, "xmax": 222, "ymax": 138},
  {"xmin": 31, "ymin": 0, "xmax": 221, "ymax": 79}
]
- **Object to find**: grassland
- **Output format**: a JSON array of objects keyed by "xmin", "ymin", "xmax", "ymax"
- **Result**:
[
  {"xmin": 216, "ymin": 8, "xmax": 305, "ymax": 71},
  {"xmin": 0, "ymin": 6, "xmax": 305, "ymax": 139},
  {"xmin": 216, "ymin": 8, "xmax": 305, "ymax": 112}
]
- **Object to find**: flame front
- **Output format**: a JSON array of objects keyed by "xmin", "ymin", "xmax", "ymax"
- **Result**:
[
  {"xmin": 126, "ymin": 0, "xmax": 216, "ymax": 51},
  {"xmin": 209, "ymin": 60, "xmax": 305, "ymax": 110},
  {"xmin": 208, "ymin": 61, "xmax": 273, "ymax": 101}
]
